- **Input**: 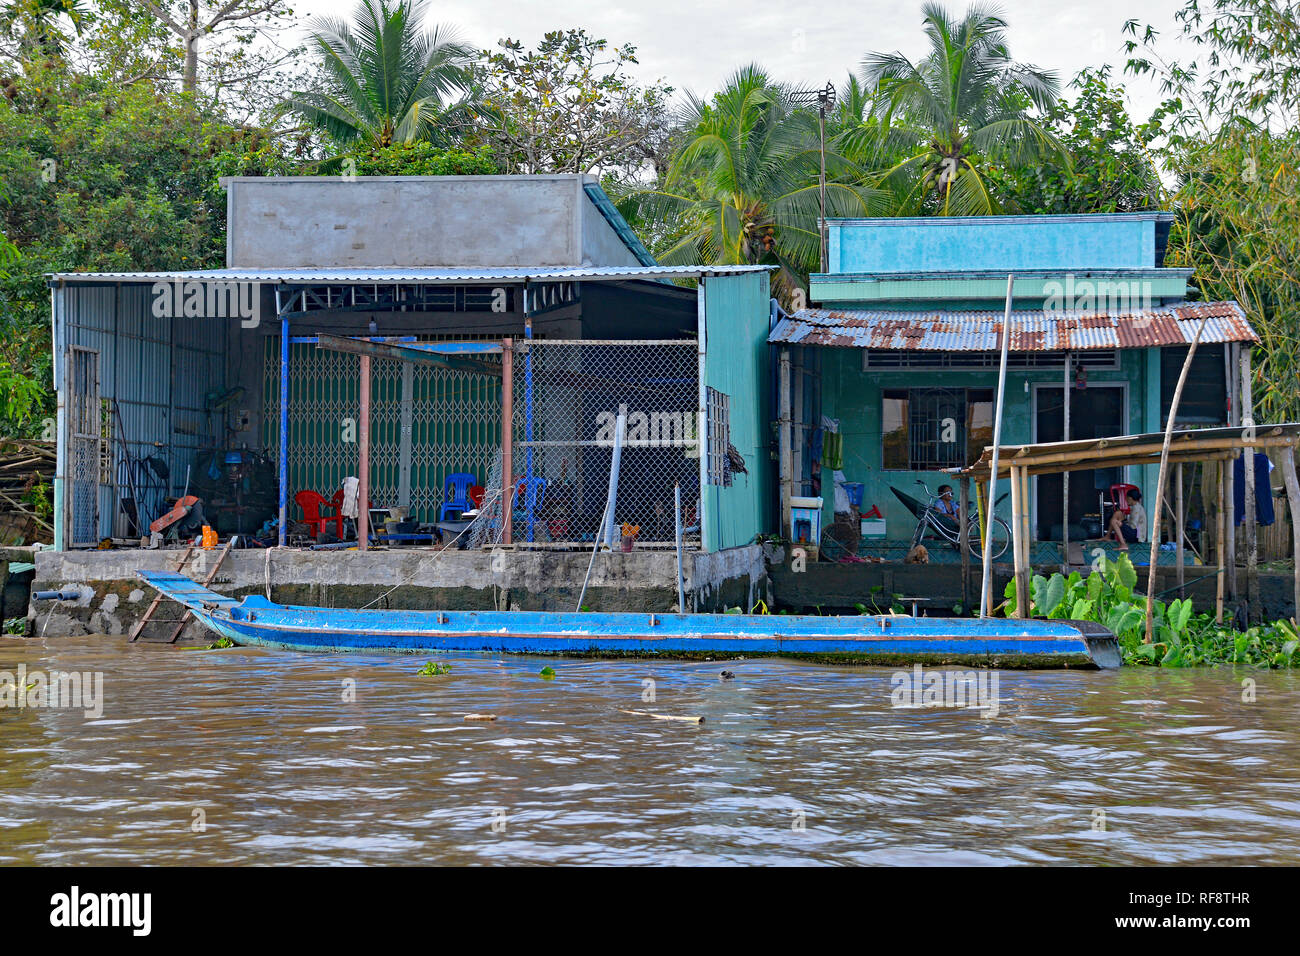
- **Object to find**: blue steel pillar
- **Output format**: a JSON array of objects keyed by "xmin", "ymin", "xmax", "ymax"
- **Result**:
[{"xmin": 278, "ymin": 310, "xmax": 289, "ymax": 547}]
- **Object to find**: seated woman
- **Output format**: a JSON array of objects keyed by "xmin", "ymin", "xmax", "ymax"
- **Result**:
[
  {"xmin": 933, "ymin": 484, "xmax": 959, "ymax": 519},
  {"xmin": 1105, "ymin": 488, "xmax": 1147, "ymax": 552}
]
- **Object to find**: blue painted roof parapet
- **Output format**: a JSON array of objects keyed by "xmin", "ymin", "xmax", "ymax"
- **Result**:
[{"xmin": 824, "ymin": 212, "xmax": 1176, "ymax": 274}]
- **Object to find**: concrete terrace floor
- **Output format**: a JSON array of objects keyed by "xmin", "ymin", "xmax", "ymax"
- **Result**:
[{"xmin": 848, "ymin": 538, "xmax": 1202, "ymax": 567}]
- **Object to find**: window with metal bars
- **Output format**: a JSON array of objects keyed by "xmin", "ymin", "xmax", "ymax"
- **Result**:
[
  {"xmin": 706, "ymin": 387, "xmax": 731, "ymax": 485},
  {"xmin": 882, "ymin": 387, "xmax": 994, "ymax": 471}
]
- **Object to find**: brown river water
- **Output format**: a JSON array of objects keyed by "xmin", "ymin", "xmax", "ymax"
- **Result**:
[{"xmin": 2, "ymin": 634, "xmax": 1299, "ymax": 865}]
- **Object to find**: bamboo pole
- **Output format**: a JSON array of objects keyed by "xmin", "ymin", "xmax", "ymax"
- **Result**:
[
  {"xmin": 1176, "ymin": 463, "xmax": 1185, "ymax": 598},
  {"xmin": 1145, "ymin": 315, "xmax": 1213, "ymax": 643},
  {"xmin": 1242, "ymin": 346, "xmax": 1259, "ymax": 621},
  {"xmin": 1216, "ymin": 459, "xmax": 1226, "ymax": 624},
  {"xmin": 1063, "ymin": 352, "xmax": 1071, "ymax": 573},
  {"xmin": 779, "ymin": 349, "xmax": 793, "ymax": 541},
  {"xmin": 979, "ymin": 275, "xmax": 1015, "ymax": 618},
  {"xmin": 1010, "ymin": 464, "xmax": 1027, "ymax": 617},
  {"xmin": 1282, "ymin": 447, "xmax": 1300, "ymax": 623},
  {"xmin": 960, "ymin": 475, "xmax": 971, "ymax": 613},
  {"xmin": 1227, "ymin": 344, "xmax": 1240, "ymax": 599}
]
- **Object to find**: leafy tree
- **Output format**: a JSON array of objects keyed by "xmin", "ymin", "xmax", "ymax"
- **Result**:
[
  {"xmin": 474, "ymin": 28, "xmax": 674, "ymax": 182},
  {"xmin": 857, "ymin": 1, "xmax": 1065, "ymax": 215},
  {"xmin": 0, "ymin": 0, "xmax": 88, "ymax": 60},
  {"xmin": 1125, "ymin": 0, "xmax": 1300, "ymax": 421},
  {"xmin": 993, "ymin": 67, "xmax": 1162, "ymax": 214},
  {"xmin": 329, "ymin": 141, "xmax": 500, "ymax": 176},
  {"xmin": 635, "ymin": 65, "xmax": 885, "ymax": 305},
  {"xmin": 136, "ymin": 0, "xmax": 299, "ymax": 99},
  {"xmin": 279, "ymin": 0, "xmax": 475, "ymax": 150}
]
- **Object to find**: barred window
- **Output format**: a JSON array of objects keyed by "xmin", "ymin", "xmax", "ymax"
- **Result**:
[
  {"xmin": 882, "ymin": 387, "xmax": 993, "ymax": 471},
  {"xmin": 706, "ymin": 387, "xmax": 731, "ymax": 486}
]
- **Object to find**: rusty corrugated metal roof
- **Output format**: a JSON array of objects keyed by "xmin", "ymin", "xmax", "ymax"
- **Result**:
[{"xmin": 768, "ymin": 301, "xmax": 1257, "ymax": 351}]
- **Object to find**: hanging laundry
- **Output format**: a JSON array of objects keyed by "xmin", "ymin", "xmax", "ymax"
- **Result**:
[
  {"xmin": 1232, "ymin": 452, "xmax": 1276, "ymax": 526},
  {"xmin": 823, "ymin": 432, "xmax": 843, "ymax": 470}
]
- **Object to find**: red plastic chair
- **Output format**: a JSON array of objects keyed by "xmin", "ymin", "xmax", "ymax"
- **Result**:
[
  {"xmin": 1108, "ymin": 483, "xmax": 1140, "ymax": 515},
  {"xmin": 467, "ymin": 485, "xmax": 485, "ymax": 509},
  {"xmin": 295, "ymin": 490, "xmax": 344, "ymax": 538}
]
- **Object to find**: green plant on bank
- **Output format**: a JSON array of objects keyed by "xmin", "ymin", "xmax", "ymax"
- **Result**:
[
  {"xmin": 3, "ymin": 617, "xmax": 26, "ymax": 634},
  {"xmin": 1002, "ymin": 552, "xmax": 1300, "ymax": 668},
  {"xmin": 416, "ymin": 660, "xmax": 451, "ymax": 676}
]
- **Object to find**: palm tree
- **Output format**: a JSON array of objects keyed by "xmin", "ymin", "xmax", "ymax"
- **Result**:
[
  {"xmin": 636, "ymin": 65, "xmax": 887, "ymax": 304},
  {"xmin": 279, "ymin": 0, "xmax": 474, "ymax": 150},
  {"xmin": 858, "ymin": 1, "xmax": 1065, "ymax": 215}
]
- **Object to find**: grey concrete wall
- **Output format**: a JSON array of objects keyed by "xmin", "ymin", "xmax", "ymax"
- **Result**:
[
  {"xmin": 581, "ymin": 194, "xmax": 642, "ymax": 268},
  {"xmin": 28, "ymin": 543, "xmax": 769, "ymax": 640},
  {"xmin": 224, "ymin": 175, "xmax": 633, "ymax": 269}
]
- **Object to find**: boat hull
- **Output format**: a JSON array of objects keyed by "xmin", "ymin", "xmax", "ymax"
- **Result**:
[{"xmin": 138, "ymin": 570, "xmax": 1121, "ymax": 669}]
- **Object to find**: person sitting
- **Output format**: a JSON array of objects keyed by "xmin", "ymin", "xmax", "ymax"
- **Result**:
[
  {"xmin": 933, "ymin": 484, "xmax": 959, "ymax": 519},
  {"xmin": 1106, "ymin": 488, "xmax": 1147, "ymax": 552}
]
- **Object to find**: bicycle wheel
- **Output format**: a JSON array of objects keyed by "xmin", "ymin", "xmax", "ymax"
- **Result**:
[{"xmin": 969, "ymin": 516, "xmax": 1011, "ymax": 561}]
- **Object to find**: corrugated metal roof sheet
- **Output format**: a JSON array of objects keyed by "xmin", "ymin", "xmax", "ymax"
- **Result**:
[
  {"xmin": 768, "ymin": 301, "xmax": 1257, "ymax": 351},
  {"xmin": 50, "ymin": 265, "xmax": 773, "ymax": 284}
]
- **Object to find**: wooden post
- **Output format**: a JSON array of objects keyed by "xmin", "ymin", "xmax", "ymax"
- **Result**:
[
  {"xmin": 358, "ymin": 354, "xmax": 370, "ymax": 552},
  {"xmin": 779, "ymin": 349, "xmax": 793, "ymax": 541},
  {"xmin": 1145, "ymin": 312, "xmax": 1212, "ymax": 643},
  {"xmin": 1010, "ymin": 464, "xmax": 1028, "ymax": 617},
  {"xmin": 1281, "ymin": 447, "xmax": 1300, "ymax": 622},
  {"xmin": 1241, "ymin": 346, "xmax": 1259, "ymax": 620},
  {"xmin": 1062, "ymin": 352, "xmax": 1071, "ymax": 572},
  {"xmin": 959, "ymin": 475, "xmax": 971, "ymax": 613},
  {"xmin": 501, "ymin": 338, "xmax": 514, "ymax": 545},
  {"xmin": 1175, "ymin": 462, "xmax": 1185, "ymax": 598},
  {"xmin": 1216, "ymin": 458, "xmax": 1226, "ymax": 624},
  {"xmin": 1226, "ymin": 343, "xmax": 1239, "ymax": 599}
]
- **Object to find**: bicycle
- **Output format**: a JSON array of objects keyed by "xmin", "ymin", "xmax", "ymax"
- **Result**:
[{"xmin": 907, "ymin": 479, "xmax": 1010, "ymax": 561}]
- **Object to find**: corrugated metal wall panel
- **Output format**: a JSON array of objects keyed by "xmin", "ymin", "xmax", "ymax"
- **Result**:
[{"xmin": 56, "ymin": 283, "xmax": 227, "ymax": 545}]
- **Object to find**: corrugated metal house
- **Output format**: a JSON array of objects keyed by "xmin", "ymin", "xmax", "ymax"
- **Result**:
[
  {"xmin": 49, "ymin": 175, "xmax": 772, "ymax": 555},
  {"xmin": 769, "ymin": 212, "xmax": 1258, "ymax": 547}
]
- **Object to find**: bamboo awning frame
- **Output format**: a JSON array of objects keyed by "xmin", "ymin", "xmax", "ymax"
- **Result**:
[{"xmin": 951, "ymin": 422, "xmax": 1300, "ymax": 628}]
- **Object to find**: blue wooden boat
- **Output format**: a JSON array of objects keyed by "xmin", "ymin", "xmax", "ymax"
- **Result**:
[
  {"xmin": 138, "ymin": 570, "xmax": 1120, "ymax": 668},
  {"xmin": 137, "ymin": 572, "xmax": 1123, "ymax": 671}
]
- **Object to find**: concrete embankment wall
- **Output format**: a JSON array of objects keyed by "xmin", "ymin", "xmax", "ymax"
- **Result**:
[{"xmin": 29, "ymin": 544, "xmax": 771, "ymax": 640}]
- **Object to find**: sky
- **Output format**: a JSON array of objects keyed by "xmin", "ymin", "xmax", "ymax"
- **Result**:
[{"xmin": 293, "ymin": 0, "xmax": 1192, "ymax": 122}]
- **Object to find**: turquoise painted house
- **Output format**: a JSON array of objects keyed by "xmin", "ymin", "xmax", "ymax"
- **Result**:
[{"xmin": 769, "ymin": 213, "xmax": 1258, "ymax": 553}]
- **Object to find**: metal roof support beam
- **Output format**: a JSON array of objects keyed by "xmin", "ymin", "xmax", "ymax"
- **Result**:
[{"xmin": 315, "ymin": 333, "xmax": 502, "ymax": 377}]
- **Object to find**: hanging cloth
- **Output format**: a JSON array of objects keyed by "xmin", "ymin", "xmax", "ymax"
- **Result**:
[
  {"xmin": 340, "ymin": 476, "xmax": 361, "ymax": 520},
  {"xmin": 1232, "ymin": 452, "xmax": 1275, "ymax": 526}
]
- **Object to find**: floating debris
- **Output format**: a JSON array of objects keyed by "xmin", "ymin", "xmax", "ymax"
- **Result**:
[
  {"xmin": 719, "ymin": 670, "xmax": 736, "ymax": 681},
  {"xmin": 417, "ymin": 661, "xmax": 452, "ymax": 676},
  {"xmin": 539, "ymin": 666, "xmax": 556, "ymax": 680},
  {"xmin": 463, "ymin": 713, "xmax": 497, "ymax": 721},
  {"xmin": 619, "ymin": 709, "xmax": 704, "ymax": 725}
]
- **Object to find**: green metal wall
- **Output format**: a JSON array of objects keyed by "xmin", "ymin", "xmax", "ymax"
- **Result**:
[{"xmin": 702, "ymin": 272, "xmax": 772, "ymax": 551}]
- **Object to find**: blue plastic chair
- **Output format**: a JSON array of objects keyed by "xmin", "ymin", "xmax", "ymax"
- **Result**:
[{"xmin": 439, "ymin": 472, "xmax": 478, "ymax": 521}]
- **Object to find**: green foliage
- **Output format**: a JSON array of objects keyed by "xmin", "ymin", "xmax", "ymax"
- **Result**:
[
  {"xmin": 1003, "ymin": 554, "xmax": 1300, "ymax": 668},
  {"xmin": 854, "ymin": 2, "xmax": 1065, "ymax": 215},
  {"xmin": 279, "ymin": 0, "xmax": 475, "ymax": 149},
  {"xmin": 475, "ymin": 28, "xmax": 673, "ymax": 181},
  {"xmin": 321, "ymin": 142, "xmax": 499, "ymax": 177},
  {"xmin": 416, "ymin": 660, "xmax": 452, "ymax": 676},
  {"xmin": 631, "ymin": 64, "xmax": 884, "ymax": 307},
  {"xmin": 3, "ymin": 617, "xmax": 26, "ymax": 635},
  {"xmin": 539, "ymin": 665, "xmax": 556, "ymax": 680},
  {"xmin": 994, "ymin": 67, "xmax": 1162, "ymax": 214}
]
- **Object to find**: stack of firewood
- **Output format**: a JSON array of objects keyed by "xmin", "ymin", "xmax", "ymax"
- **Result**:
[{"xmin": 0, "ymin": 439, "xmax": 54, "ymax": 545}]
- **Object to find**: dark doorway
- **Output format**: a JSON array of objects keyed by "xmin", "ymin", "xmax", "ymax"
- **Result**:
[{"xmin": 1035, "ymin": 385, "xmax": 1126, "ymax": 540}]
